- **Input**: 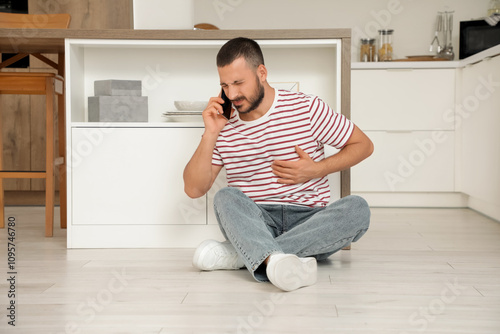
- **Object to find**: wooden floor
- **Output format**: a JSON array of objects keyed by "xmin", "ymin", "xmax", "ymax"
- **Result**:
[{"xmin": 1, "ymin": 206, "xmax": 499, "ymax": 334}]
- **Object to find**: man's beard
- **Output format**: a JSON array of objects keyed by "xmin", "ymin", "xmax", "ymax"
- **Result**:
[{"xmin": 233, "ymin": 78, "xmax": 265, "ymax": 115}]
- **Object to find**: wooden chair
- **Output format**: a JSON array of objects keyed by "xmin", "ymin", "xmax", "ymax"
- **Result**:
[{"xmin": 0, "ymin": 13, "xmax": 70, "ymax": 236}]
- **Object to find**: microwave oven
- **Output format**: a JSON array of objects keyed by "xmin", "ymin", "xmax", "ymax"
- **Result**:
[{"xmin": 459, "ymin": 19, "xmax": 500, "ymax": 59}]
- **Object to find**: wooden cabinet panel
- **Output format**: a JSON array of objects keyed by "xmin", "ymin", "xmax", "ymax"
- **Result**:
[
  {"xmin": 29, "ymin": 54, "xmax": 58, "ymax": 70},
  {"xmin": 29, "ymin": 0, "xmax": 133, "ymax": 29},
  {"xmin": 0, "ymin": 92, "xmax": 31, "ymax": 191},
  {"xmin": 1, "ymin": 75, "xmax": 61, "ymax": 192},
  {"xmin": 30, "ymin": 94, "xmax": 55, "ymax": 191},
  {"xmin": 0, "ymin": 67, "xmax": 31, "ymax": 191}
]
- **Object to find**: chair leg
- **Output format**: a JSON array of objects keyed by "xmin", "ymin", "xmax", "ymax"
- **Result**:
[
  {"xmin": 45, "ymin": 77, "xmax": 55, "ymax": 237},
  {"xmin": 0, "ymin": 108, "xmax": 4, "ymax": 229}
]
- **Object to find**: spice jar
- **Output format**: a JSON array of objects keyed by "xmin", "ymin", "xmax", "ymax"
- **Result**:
[
  {"xmin": 360, "ymin": 38, "xmax": 376, "ymax": 62},
  {"xmin": 378, "ymin": 29, "xmax": 394, "ymax": 61},
  {"xmin": 488, "ymin": 0, "xmax": 500, "ymax": 15}
]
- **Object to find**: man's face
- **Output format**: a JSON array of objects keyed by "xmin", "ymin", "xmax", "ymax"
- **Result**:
[{"xmin": 218, "ymin": 57, "xmax": 265, "ymax": 115}]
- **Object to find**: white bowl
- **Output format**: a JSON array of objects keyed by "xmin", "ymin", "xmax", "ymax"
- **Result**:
[{"xmin": 174, "ymin": 101, "xmax": 208, "ymax": 111}]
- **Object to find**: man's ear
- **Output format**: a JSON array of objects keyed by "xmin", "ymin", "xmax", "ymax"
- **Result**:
[{"xmin": 257, "ymin": 64, "xmax": 268, "ymax": 82}]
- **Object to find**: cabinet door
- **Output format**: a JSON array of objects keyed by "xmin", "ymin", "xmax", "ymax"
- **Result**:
[
  {"xmin": 352, "ymin": 131, "xmax": 455, "ymax": 192},
  {"xmin": 71, "ymin": 127, "xmax": 206, "ymax": 225},
  {"xmin": 460, "ymin": 55, "xmax": 500, "ymax": 203},
  {"xmin": 351, "ymin": 69, "xmax": 455, "ymax": 131}
]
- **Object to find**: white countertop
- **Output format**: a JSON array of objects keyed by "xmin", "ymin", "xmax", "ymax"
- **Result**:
[
  {"xmin": 72, "ymin": 121, "xmax": 204, "ymax": 128},
  {"xmin": 351, "ymin": 44, "xmax": 500, "ymax": 69}
]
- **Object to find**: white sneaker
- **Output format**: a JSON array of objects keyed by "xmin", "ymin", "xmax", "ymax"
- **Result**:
[
  {"xmin": 193, "ymin": 239, "xmax": 245, "ymax": 271},
  {"xmin": 266, "ymin": 254, "xmax": 317, "ymax": 292}
]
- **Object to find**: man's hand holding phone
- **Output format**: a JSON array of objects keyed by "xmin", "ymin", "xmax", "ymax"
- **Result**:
[
  {"xmin": 202, "ymin": 89, "xmax": 233, "ymax": 135},
  {"xmin": 220, "ymin": 89, "xmax": 232, "ymax": 119},
  {"xmin": 185, "ymin": 89, "xmax": 231, "ymax": 199}
]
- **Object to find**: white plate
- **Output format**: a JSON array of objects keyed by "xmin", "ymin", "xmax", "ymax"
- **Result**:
[
  {"xmin": 163, "ymin": 111, "xmax": 202, "ymax": 116},
  {"xmin": 174, "ymin": 101, "xmax": 207, "ymax": 111}
]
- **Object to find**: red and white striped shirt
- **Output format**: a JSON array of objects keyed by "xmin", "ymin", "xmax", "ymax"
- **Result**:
[{"xmin": 212, "ymin": 89, "xmax": 353, "ymax": 207}]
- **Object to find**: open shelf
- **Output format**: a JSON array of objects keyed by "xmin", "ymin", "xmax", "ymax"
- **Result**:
[{"xmin": 66, "ymin": 38, "xmax": 341, "ymax": 124}]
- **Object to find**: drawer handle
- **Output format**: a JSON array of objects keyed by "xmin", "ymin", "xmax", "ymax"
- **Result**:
[{"xmin": 385, "ymin": 69, "xmax": 414, "ymax": 72}]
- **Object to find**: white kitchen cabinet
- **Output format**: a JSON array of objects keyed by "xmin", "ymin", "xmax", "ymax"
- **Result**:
[
  {"xmin": 459, "ymin": 54, "xmax": 500, "ymax": 221},
  {"xmin": 348, "ymin": 46, "xmax": 500, "ymax": 212},
  {"xmin": 351, "ymin": 131, "xmax": 454, "ymax": 192},
  {"xmin": 68, "ymin": 125, "xmax": 227, "ymax": 248},
  {"xmin": 71, "ymin": 127, "xmax": 206, "ymax": 226},
  {"xmin": 65, "ymin": 31, "xmax": 350, "ymax": 248},
  {"xmin": 351, "ymin": 68, "xmax": 457, "ymax": 195},
  {"xmin": 351, "ymin": 69, "xmax": 455, "ymax": 131}
]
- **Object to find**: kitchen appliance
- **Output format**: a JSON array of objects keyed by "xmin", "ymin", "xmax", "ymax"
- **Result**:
[{"xmin": 459, "ymin": 18, "xmax": 500, "ymax": 59}]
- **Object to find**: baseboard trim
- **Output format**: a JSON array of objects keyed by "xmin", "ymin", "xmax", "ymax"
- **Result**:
[
  {"xmin": 467, "ymin": 196, "xmax": 500, "ymax": 222},
  {"xmin": 352, "ymin": 192, "xmax": 469, "ymax": 208}
]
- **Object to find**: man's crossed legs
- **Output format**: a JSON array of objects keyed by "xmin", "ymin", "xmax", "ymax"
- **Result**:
[{"xmin": 193, "ymin": 187, "xmax": 370, "ymax": 291}]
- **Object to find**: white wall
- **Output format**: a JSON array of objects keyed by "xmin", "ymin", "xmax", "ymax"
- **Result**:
[
  {"xmin": 133, "ymin": 0, "xmax": 194, "ymax": 29},
  {"xmin": 192, "ymin": 0, "xmax": 490, "ymax": 61}
]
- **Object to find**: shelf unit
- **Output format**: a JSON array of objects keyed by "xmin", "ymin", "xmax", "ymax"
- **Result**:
[{"xmin": 64, "ymin": 30, "xmax": 351, "ymax": 248}]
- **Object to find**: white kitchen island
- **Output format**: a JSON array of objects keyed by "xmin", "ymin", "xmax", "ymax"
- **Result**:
[{"xmin": 65, "ymin": 30, "xmax": 351, "ymax": 248}]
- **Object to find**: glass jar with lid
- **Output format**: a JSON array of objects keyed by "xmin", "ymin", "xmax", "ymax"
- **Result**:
[
  {"xmin": 378, "ymin": 29, "xmax": 394, "ymax": 61},
  {"xmin": 360, "ymin": 38, "xmax": 376, "ymax": 62},
  {"xmin": 488, "ymin": 0, "xmax": 500, "ymax": 15}
]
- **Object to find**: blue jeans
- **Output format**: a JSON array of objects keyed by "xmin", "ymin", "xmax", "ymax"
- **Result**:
[{"xmin": 213, "ymin": 187, "xmax": 370, "ymax": 282}]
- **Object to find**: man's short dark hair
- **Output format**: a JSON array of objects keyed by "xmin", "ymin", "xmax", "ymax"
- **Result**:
[{"xmin": 216, "ymin": 37, "xmax": 265, "ymax": 70}]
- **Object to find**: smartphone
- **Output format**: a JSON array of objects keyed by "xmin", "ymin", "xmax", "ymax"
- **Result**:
[{"xmin": 221, "ymin": 88, "xmax": 232, "ymax": 120}]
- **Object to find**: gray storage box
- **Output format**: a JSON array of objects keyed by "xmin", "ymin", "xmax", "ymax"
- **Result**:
[
  {"xmin": 94, "ymin": 80, "xmax": 142, "ymax": 96},
  {"xmin": 88, "ymin": 96, "xmax": 148, "ymax": 122}
]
